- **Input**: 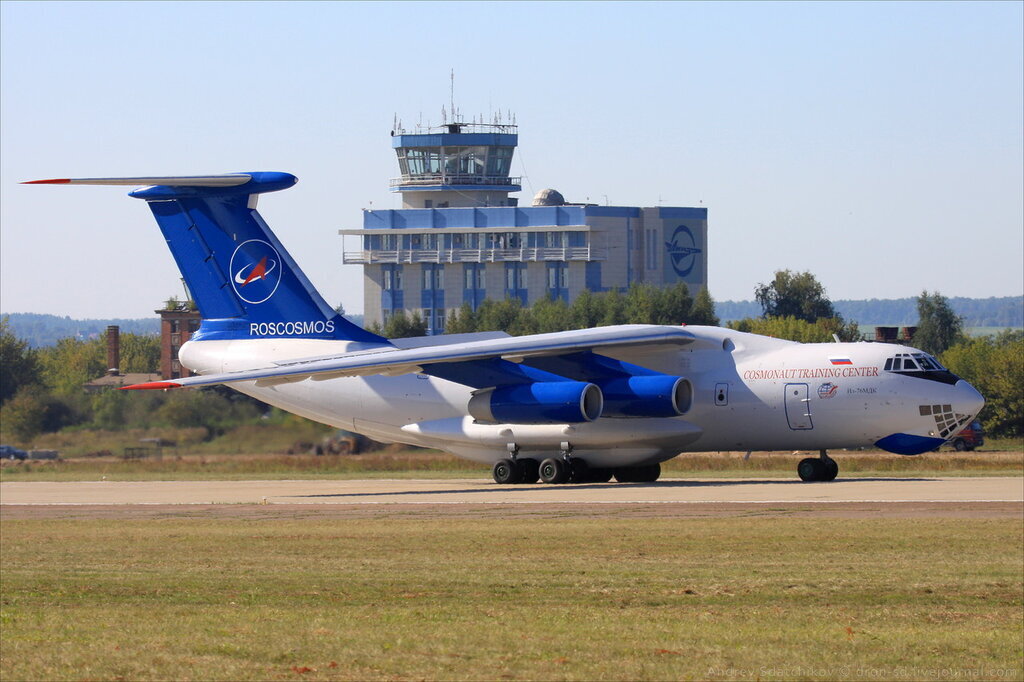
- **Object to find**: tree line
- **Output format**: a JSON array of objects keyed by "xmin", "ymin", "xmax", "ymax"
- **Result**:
[
  {"xmin": 368, "ymin": 283, "xmax": 719, "ymax": 338},
  {"xmin": 0, "ymin": 317, "xmax": 264, "ymax": 443},
  {"xmin": 3, "ymin": 272, "xmax": 1021, "ymax": 443},
  {"xmin": 715, "ymin": 295, "xmax": 1023, "ymax": 327}
]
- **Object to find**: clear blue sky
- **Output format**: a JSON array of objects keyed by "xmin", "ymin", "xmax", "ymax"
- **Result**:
[{"xmin": 2, "ymin": 1, "xmax": 1021, "ymax": 319}]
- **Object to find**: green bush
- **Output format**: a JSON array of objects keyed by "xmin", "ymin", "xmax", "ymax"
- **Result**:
[{"xmin": 941, "ymin": 331, "xmax": 1023, "ymax": 437}]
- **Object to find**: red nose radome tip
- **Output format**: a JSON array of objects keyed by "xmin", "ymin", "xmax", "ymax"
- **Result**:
[
  {"xmin": 22, "ymin": 178, "xmax": 71, "ymax": 184},
  {"xmin": 120, "ymin": 381, "xmax": 182, "ymax": 391}
]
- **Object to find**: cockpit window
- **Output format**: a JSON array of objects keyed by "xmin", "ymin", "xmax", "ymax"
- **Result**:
[
  {"xmin": 885, "ymin": 352, "xmax": 943, "ymax": 373},
  {"xmin": 884, "ymin": 352, "xmax": 958, "ymax": 384}
]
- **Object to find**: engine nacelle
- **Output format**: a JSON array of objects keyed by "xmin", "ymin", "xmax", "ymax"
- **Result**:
[
  {"xmin": 599, "ymin": 375, "xmax": 692, "ymax": 418},
  {"xmin": 468, "ymin": 382, "xmax": 604, "ymax": 424}
]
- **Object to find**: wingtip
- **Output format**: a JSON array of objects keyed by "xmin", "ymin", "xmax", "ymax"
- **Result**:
[
  {"xmin": 22, "ymin": 178, "xmax": 71, "ymax": 185},
  {"xmin": 120, "ymin": 381, "xmax": 182, "ymax": 391}
]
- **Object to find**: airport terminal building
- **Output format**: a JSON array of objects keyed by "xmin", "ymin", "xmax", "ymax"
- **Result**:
[{"xmin": 340, "ymin": 119, "xmax": 708, "ymax": 334}]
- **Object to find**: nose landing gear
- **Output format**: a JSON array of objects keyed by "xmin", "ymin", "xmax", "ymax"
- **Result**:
[{"xmin": 797, "ymin": 450, "xmax": 839, "ymax": 482}]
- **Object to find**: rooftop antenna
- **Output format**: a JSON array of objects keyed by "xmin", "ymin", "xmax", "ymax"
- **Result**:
[{"xmin": 450, "ymin": 68, "xmax": 455, "ymax": 120}]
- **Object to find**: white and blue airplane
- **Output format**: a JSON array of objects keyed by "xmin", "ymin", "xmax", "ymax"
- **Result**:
[{"xmin": 25, "ymin": 172, "xmax": 985, "ymax": 484}]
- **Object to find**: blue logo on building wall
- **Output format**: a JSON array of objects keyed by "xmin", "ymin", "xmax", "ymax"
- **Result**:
[
  {"xmin": 230, "ymin": 239, "xmax": 282, "ymax": 304},
  {"xmin": 665, "ymin": 225, "xmax": 702, "ymax": 277}
]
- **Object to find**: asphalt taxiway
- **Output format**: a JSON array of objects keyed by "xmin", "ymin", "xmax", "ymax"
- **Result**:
[{"xmin": 1, "ymin": 476, "xmax": 1021, "ymax": 506}]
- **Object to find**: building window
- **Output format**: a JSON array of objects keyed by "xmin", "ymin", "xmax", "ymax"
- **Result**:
[
  {"xmin": 463, "ymin": 264, "xmax": 486, "ymax": 311},
  {"xmin": 546, "ymin": 232, "xmax": 567, "ymax": 248},
  {"xmin": 423, "ymin": 264, "xmax": 443, "ymax": 290},
  {"xmin": 547, "ymin": 262, "xmax": 568, "ymax": 301},
  {"xmin": 383, "ymin": 265, "xmax": 403, "ymax": 290},
  {"xmin": 403, "ymin": 148, "xmax": 442, "ymax": 176},
  {"xmin": 486, "ymin": 147, "xmax": 514, "ymax": 176},
  {"xmin": 464, "ymin": 264, "xmax": 485, "ymax": 290},
  {"xmin": 506, "ymin": 263, "xmax": 524, "ymax": 290},
  {"xmin": 505, "ymin": 263, "xmax": 528, "ymax": 305},
  {"xmin": 646, "ymin": 230, "xmax": 659, "ymax": 270}
]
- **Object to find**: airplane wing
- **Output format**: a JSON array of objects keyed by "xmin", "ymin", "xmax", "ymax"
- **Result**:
[{"xmin": 123, "ymin": 325, "xmax": 694, "ymax": 390}]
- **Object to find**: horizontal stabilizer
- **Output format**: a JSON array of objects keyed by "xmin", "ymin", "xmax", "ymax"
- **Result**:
[
  {"xmin": 22, "ymin": 175, "xmax": 252, "ymax": 187},
  {"xmin": 121, "ymin": 381, "xmax": 183, "ymax": 390}
]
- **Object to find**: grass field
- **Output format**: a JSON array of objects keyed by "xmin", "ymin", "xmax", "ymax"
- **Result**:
[
  {"xmin": 2, "ymin": 447, "xmax": 1021, "ymax": 482},
  {"xmin": 1, "ymin": 513, "xmax": 1021, "ymax": 681}
]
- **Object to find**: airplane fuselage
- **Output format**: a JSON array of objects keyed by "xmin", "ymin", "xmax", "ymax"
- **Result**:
[{"xmin": 180, "ymin": 325, "xmax": 982, "ymax": 467}]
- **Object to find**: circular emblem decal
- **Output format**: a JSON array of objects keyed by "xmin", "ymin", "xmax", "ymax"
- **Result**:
[
  {"xmin": 818, "ymin": 382, "xmax": 838, "ymax": 399},
  {"xmin": 230, "ymin": 239, "xmax": 281, "ymax": 304},
  {"xmin": 665, "ymin": 225, "xmax": 703, "ymax": 277}
]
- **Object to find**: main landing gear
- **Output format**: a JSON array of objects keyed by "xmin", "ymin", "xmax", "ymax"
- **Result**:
[
  {"xmin": 491, "ymin": 442, "xmax": 659, "ymax": 485},
  {"xmin": 797, "ymin": 449, "xmax": 839, "ymax": 482}
]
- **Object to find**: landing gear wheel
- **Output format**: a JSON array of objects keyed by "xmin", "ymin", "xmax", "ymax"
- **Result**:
[
  {"xmin": 613, "ymin": 464, "xmax": 661, "ymax": 483},
  {"xmin": 797, "ymin": 457, "xmax": 824, "ymax": 482},
  {"xmin": 539, "ymin": 457, "xmax": 569, "ymax": 484},
  {"xmin": 821, "ymin": 457, "xmax": 839, "ymax": 482},
  {"xmin": 492, "ymin": 458, "xmax": 521, "ymax": 485},
  {"xmin": 588, "ymin": 468, "xmax": 614, "ymax": 483},
  {"xmin": 517, "ymin": 458, "xmax": 540, "ymax": 484},
  {"xmin": 568, "ymin": 458, "xmax": 590, "ymax": 484},
  {"xmin": 635, "ymin": 463, "xmax": 661, "ymax": 482}
]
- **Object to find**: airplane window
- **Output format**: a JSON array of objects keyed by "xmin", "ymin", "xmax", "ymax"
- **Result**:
[{"xmin": 888, "ymin": 353, "xmax": 960, "ymax": 385}]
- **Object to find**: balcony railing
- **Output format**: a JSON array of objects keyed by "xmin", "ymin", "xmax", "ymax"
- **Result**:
[
  {"xmin": 389, "ymin": 175, "xmax": 522, "ymax": 188},
  {"xmin": 343, "ymin": 247, "xmax": 605, "ymax": 265}
]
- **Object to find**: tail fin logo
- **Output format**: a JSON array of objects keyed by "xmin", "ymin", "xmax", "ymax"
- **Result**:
[{"xmin": 230, "ymin": 240, "xmax": 282, "ymax": 304}]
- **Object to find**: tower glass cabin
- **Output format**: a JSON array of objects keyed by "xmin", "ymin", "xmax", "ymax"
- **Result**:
[{"xmin": 391, "ymin": 122, "xmax": 521, "ymax": 209}]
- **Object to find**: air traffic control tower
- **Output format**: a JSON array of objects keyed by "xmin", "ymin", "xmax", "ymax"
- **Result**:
[
  {"xmin": 341, "ymin": 115, "xmax": 708, "ymax": 335},
  {"xmin": 390, "ymin": 120, "xmax": 521, "ymax": 209}
]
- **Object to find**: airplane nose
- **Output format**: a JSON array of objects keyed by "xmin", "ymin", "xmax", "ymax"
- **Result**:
[{"xmin": 956, "ymin": 380, "xmax": 985, "ymax": 420}]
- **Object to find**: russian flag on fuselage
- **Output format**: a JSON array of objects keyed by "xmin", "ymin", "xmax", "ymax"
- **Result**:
[{"xmin": 829, "ymin": 357, "xmax": 853, "ymax": 366}]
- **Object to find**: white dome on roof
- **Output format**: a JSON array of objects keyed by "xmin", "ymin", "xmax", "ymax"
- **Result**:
[{"xmin": 532, "ymin": 188, "xmax": 565, "ymax": 206}]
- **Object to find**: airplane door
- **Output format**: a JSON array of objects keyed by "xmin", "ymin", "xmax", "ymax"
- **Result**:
[{"xmin": 784, "ymin": 383, "xmax": 813, "ymax": 430}]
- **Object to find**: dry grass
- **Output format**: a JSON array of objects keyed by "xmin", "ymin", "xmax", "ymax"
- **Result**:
[
  {"xmin": 2, "ymin": 448, "xmax": 1020, "ymax": 482},
  {"xmin": 25, "ymin": 422, "xmax": 334, "ymax": 458},
  {"xmin": 1, "ymin": 514, "xmax": 1021, "ymax": 681}
]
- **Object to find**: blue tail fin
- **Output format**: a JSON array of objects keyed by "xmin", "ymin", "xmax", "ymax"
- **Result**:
[{"xmin": 117, "ymin": 172, "xmax": 386, "ymax": 344}]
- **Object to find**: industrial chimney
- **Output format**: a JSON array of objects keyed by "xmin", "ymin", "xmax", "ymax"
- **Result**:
[{"xmin": 106, "ymin": 325, "xmax": 120, "ymax": 376}]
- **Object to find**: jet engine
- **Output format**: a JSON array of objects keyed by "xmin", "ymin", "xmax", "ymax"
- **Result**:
[
  {"xmin": 468, "ymin": 381, "xmax": 603, "ymax": 424},
  {"xmin": 598, "ymin": 375, "xmax": 692, "ymax": 418}
]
